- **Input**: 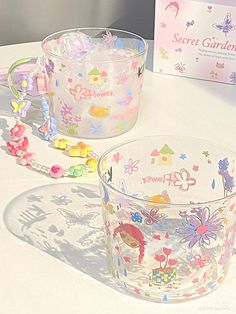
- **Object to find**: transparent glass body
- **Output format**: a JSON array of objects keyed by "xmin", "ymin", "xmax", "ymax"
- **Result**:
[
  {"xmin": 98, "ymin": 136, "xmax": 236, "ymax": 303},
  {"xmin": 42, "ymin": 28, "xmax": 147, "ymax": 138}
]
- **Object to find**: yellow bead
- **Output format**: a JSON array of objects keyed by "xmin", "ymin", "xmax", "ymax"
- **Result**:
[
  {"xmin": 86, "ymin": 158, "xmax": 98, "ymax": 172},
  {"xmin": 68, "ymin": 146, "xmax": 81, "ymax": 157},
  {"xmin": 80, "ymin": 149, "xmax": 88, "ymax": 158},
  {"xmin": 54, "ymin": 138, "xmax": 69, "ymax": 150}
]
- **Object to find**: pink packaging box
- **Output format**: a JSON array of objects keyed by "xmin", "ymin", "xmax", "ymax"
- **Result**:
[{"xmin": 154, "ymin": 0, "xmax": 236, "ymax": 84}]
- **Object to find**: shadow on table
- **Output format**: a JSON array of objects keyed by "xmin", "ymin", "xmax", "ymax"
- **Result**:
[{"xmin": 3, "ymin": 182, "xmax": 118, "ymax": 290}]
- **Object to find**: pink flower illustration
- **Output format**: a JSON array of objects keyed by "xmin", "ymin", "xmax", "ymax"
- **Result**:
[
  {"xmin": 177, "ymin": 207, "xmax": 224, "ymax": 248},
  {"xmin": 173, "ymin": 168, "xmax": 196, "ymax": 191},
  {"xmin": 102, "ymin": 30, "xmax": 117, "ymax": 45},
  {"xmin": 124, "ymin": 158, "xmax": 140, "ymax": 175},
  {"xmin": 60, "ymin": 103, "xmax": 73, "ymax": 116},
  {"xmin": 163, "ymin": 247, "xmax": 172, "ymax": 256},
  {"xmin": 69, "ymin": 84, "xmax": 86, "ymax": 101}
]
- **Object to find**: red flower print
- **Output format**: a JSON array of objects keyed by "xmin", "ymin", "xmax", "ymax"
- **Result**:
[
  {"xmin": 163, "ymin": 247, "xmax": 172, "ymax": 256},
  {"xmin": 155, "ymin": 254, "xmax": 165, "ymax": 263},
  {"xmin": 168, "ymin": 259, "xmax": 177, "ymax": 266}
]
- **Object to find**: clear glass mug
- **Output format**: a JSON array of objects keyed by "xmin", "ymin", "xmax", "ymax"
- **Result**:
[
  {"xmin": 98, "ymin": 136, "xmax": 236, "ymax": 303},
  {"xmin": 7, "ymin": 28, "xmax": 147, "ymax": 139}
]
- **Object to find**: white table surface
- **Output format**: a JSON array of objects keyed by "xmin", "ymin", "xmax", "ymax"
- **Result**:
[{"xmin": 0, "ymin": 41, "xmax": 236, "ymax": 314}]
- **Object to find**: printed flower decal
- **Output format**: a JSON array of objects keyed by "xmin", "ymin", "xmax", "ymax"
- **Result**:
[
  {"xmin": 173, "ymin": 168, "xmax": 196, "ymax": 191},
  {"xmin": 102, "ymin": 30, "xmax": 117, "ymax": 45},
  {"xmin": 131, "ymin": 212, "xmax": 143, "ymax": 223},
  {"xmin": 218, "ymin": 158, "xmax": 235, "ymax": 196},
  {"xmin": 124, "ymin": 158, "xmax": 140, "ymax": 175},
  {"xmin": 69, "ymin": 84, "xmax": 86, "ymax": 101},
  {"xmin": 21, "ymin": 74, "xmax": 34, "ymax": 91},
  {"xmin": 60, "ymin": 102, "xmax": 81, "ymax": 136},
  {"xmin": 176, "ymin": 207, "xmax": 224, "ymax": 248},
  {"xmin": 61, "ymin": 103, "xmax": 73, "ymax": 116},
  {"xmin": 154, "ymin": 247, "xmax": 177, "ymax": 271}
]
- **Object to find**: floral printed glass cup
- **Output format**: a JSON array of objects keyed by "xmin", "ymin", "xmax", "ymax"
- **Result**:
[
  {"xmin": 8, "ymin": 28, "xmax": 147, "ymax": 138},
  {"xmin": 98, "ymin": 136, "xmax": 236, "ymax": 303}
]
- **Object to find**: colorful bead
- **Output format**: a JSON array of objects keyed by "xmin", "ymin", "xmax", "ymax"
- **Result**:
[
  {"xmin": 40, "ymin": 98, "xmax": 49, "ymax": 118},
  {"xmin": 10, "ymin": 123, "xmax": 26, "ymax": 138},
  {"xmin": 50, "ymin": 165, "xmax": 64, "ymax": 178},
  {"xmin": 86, "ymin": 158, "xmax": 98, "ymax": 172},
  {"xmin": 53, "ymin": 138, "xmax": 70, "ymax": 150},
  {"xmin": 36, "ymin": 74, "xmax": 47, "ymax": 95},
  {"xmin": 7, "ymin": 137, "xmax": 29, "ymax": 156},
  {"xmin": 17, "ymin": 152, "xmax": 36, "ymax": 166},
  {"xmin": 68, "ymin": 165, "xmax": 88, "ymax": 177},
  {"xmin": 7, "ymin": 57, "xmax": 99, "ymax": 179},
  {"xmin": 68, "ymin": 142, "xmax": 93, "ymax": 157},
  {"xmin": 38, "ymin": 117, "xmax": 57, "ymax": 141}
]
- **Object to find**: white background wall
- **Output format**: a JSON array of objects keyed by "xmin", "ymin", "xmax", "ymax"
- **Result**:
[{"xmin": 0, "ymin": 0, "xmax": 155, "ymax": 45}]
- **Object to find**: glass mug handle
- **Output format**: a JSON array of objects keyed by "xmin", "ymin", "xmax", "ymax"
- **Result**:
[{"xmin": 7, "ymin": 57, "xmax": 47, "ymax": 99}]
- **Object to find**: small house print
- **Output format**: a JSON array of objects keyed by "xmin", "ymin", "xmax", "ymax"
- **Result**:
[
  {"xmin": 150, "ymin": 149, "xmax": 159, "ymax": 165},
  {"xmin": 88, "ymin": 67, "xmax": 107, "ymax": 84},
  {"xmin": 100, "ymin": 70, "xmax": 108, "ymax": 82},
  {"xmin": 157, "ymin": 144, "xmax": 174, "ymax": 165}
]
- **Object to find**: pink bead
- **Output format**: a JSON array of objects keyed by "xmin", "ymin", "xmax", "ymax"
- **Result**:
[
  {"xmin": 17, "ymin": 152, "xmax": 36, "ymax": 166},
  {"xmin": 50, "ymin": 165, "xmax": 64, "ymax": 178},
  {"xmin": 36, "ymin": 75, "xmax": 47, "ymax": 95},
  {"xmin": 10, "ymin": 123, "xmax": 26, "ymax": 139},
  {"xmin": 7, "ymin": 137, "xmax": 29, "ymax": 156}
]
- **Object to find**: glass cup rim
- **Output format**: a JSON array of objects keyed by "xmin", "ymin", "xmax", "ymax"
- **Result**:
[
  {"xmin": 97, "ymin": 135, "xmax": 236, "ymax": 208},
  {"xmin": 41, "ymin": 27, "xmax": 148, "ymax": 63}
]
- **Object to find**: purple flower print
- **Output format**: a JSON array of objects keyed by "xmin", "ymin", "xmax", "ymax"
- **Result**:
[
  {"xmin": 74, "ymin": 115, "xmax": 81, "ymax": 122},
  {"xmin": 218, "ymin": 158, "xmax": 235, "ymax": 196},
  {"xmin": 124, "ymin": 158, "xmax": 140, "ymax": 176},
  {"xmin": 61, "ymin": 103, "xmax": 73, "ymax": 116},
  {"xmin": 21, "ymin": 74, "xmax": 34, "ymax": 91},
  {"xmin": 218, "ymin": 158, "xmax": 229, "ymax": 173},
  {"xmin": 60, "ymin": 101, "xmax": 81, "ymax": 136},
  {"xmin": 45, "ymin": 59, "xmax": 54, "ymax": 77},
  {"xmin": 62, "ymin": 115, "xmax": 73, "ymax": 125},
  {"xmin": 176, "ymin": 207, "xmax": 224, "ymax": 248},
  {"xmin": 224, "ymin": 175, "xmax": 234, "ymax": 192},
  {"xmin": 179, "ymin": 211, "xmax": 188, "ymax": 218}
]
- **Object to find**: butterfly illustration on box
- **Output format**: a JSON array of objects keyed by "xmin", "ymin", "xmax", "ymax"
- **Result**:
[
  {"xmin": 57, "ymin": 208, "xmax": 99, "ymax": 228},
  {"xmin": 11, "ymin": 99, "xmax": 31, "ymax": 118},
  {"xmin": 213, "ymin": 13, "xmax": 235, "ymax": 36}
]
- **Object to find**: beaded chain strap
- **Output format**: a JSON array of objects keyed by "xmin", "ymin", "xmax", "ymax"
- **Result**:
[{"xmin": 6, "ymin": 57, "xmax": 99, "ymax": 179}]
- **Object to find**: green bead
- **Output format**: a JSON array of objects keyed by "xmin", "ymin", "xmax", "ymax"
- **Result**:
[
  {"xmin": 74, "ymin": 169, "xmax": 83, "ymax": 177},
  {"xmin": 68, "ymin": 166, "xmax": 76, "ymax": 176}
]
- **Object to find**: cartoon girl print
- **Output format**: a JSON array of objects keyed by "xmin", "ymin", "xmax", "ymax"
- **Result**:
[
  {"xmin": 165, "ymin": 1, "xmax": 180, "ymax": 18},
  {"xmin": 113, "ymin": 223, "xmax": 146, "ymax": 264}
]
